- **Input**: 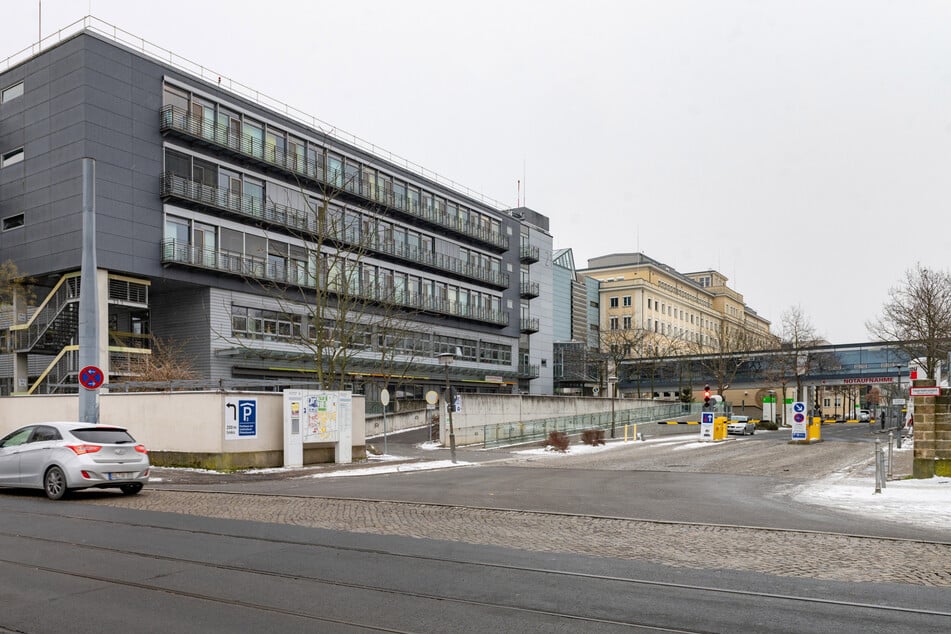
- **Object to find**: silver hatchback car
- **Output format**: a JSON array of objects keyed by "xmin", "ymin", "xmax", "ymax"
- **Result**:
[{"xmin": 0, "ymin": 422, "xmax": 150, "ymax": 499}]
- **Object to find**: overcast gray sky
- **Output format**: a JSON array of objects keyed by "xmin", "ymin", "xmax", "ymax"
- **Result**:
[{"xmin": 7, "ymin": 1, "xmax": 951, "ymax": 344}]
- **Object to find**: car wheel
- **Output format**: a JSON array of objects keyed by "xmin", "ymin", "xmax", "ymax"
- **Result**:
[
  {"xmin": 44, "ymin": 466, "xmax": 69, "ymax": 500},
  {"xmin": 750, "ymin": 428, "xmax": 755, "ymax": 435},
  {"xmin": 120, "ymin": 483, "xmax": 143, "ymax": 496}
]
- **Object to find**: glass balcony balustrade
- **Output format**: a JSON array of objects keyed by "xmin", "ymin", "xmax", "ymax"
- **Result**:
[
  {"xmin": 161, "ymin": 105, "xmax": 509, "ymax": 251},
  {"xmin": 160, "ymin": 239, "xmax": 509, "ymax": 326},
  {"xmin": 160, "ymin": 173, "xmax": 509, "ymax": 289},
  {"xmin": 518, "ymin": 363, "xmax": 540, "ymax": 378}
]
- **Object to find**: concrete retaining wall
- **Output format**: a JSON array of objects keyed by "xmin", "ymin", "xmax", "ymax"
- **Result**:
[{"xmin": 441, "ymin": 393, "xmax": 653, "ymax": 445}]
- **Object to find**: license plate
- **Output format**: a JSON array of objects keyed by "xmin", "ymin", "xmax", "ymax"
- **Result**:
[{"xmin": 108, "ymin": 472, "xmax": 134, "ymax": 480}]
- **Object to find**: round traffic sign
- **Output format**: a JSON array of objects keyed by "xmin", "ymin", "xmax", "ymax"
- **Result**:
[
  {"xmin": 380, "ymin": 388, "xmax": 390, "ymax": 407},
  {"xmin": 793, "ymin": 402, "xmax": 805, "ymax": 413},
  {"xmin": 79, "ymin": 365, "xmax": 104, "ymax": 390},
  {"xmin": 794, "ymin": 413, "xmax": 805, "ymax": 423}
]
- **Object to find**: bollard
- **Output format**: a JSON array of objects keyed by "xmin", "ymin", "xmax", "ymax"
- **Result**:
[
  {"xmin": 887, "ymin": 431, "xmax": 893, "ymax": 478},
  {"xmin": 874, "ymin": 438, "xmax": 883, "ymax": 494}
]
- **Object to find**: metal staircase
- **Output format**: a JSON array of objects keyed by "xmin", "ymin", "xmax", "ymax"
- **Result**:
[
  {"xmin": 10, "ymin": 273, "xmax": 81, "ymax": 354},
  {"xmin": 3, "ymin": 272, "xmax": 152, "ymax": 394}
]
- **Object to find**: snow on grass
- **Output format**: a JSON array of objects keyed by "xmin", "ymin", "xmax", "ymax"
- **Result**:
[{"xmin": 301, "ymin": 460, "xmax": 469, "ymax": 478}]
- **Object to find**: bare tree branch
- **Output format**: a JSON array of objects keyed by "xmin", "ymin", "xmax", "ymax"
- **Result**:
[{"xmin": 867, "ymin": 263, "xmax": 951, "ymax": 378}]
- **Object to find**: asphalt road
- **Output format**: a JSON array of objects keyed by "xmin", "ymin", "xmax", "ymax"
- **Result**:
[
  {"xmin": 0, "ymin": 422, "xmax": 947, "ymax": 633},
  {"xmin": 152, "ymin": 423, "xmax": 941, "ymax": 541}
]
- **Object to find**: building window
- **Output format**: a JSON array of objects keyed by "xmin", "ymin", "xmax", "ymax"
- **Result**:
[
  {"xmin": 609, "ymin": 317, "xmax": 619, "ymax": 330},
  {"xmin": 1, "ymin": 148, "xmax": 24, "ymax": 167},
  {"xmin": 609, "ymin": 297, "xmax": 619, "ymax": 308},
  {"xmin": 623, "ymin": 316, "xmax": 631, "ymax": 329},
  {"xmin": 623, "ymin": 296, "xmax": 631, "ymax": 307},
  {"xmin": 647, "ymin": 298, "xmax": 652, "ymax": 309},
  {"xmin": 231, "ymin": 305, "xmax": 301, "ymax": 342},
  {"xmin": 2, "ymin": 213, "xmax": 24, "ymax": 231},
  {"xmin": 1, "ymin": 82, "xmax": 23, "ymax": 103}
]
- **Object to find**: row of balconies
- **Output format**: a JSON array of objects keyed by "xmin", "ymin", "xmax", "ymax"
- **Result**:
[
  {"xmin": 160, "ymin": 173, "xmax": 509, "ymax": 289},
  {"xmin": 161, "ymin": 239, "xmax": 512, "ymax": 327},
  {"xmin": 160, "ymin": 105, "xmax": 509, "ymax": 252}
]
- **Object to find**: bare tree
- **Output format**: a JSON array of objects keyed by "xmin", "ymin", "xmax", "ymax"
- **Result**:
[
  {"xmin": 691, "ymin": 320, "xmax": 756, "ymax": 397},
  {"xmin": 867, "ymin": 263, "xmax": 951, "ymax": 378},
  {"xmin": 598, "ymin": 325, "xmax": 650, "ymax": 395},
  {"xmin": 226, "ymin": 177, "xmax": 432, "ymax": 393},
  {"xmin": 777, "ymin": 305, "xmax": 824, "ymax": 401},
  {"xmin": 124, "ymin": 336, "xmax": 200, "ymax": 388}
]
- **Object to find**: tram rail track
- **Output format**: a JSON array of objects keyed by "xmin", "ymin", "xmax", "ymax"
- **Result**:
[
  {"xmin": 50, "ymin": 488, "xmax": 951, "ymax": 588},
  {"xmin": 0, "ymin": 504, "xmax": 949, "ymax": 633}
]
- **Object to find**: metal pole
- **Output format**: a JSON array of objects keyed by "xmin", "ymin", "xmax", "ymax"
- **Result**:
[
  {"xmin": 445, "ymin": 365, "xmax": 456, "ymax": 464},
  {"xmin": 610, "ymin": 379, "xmax": 616, "ymax": 438},
  {"xmin": 78, "ymin": 158, "xmax": 99, "ymax": 424},
  {"xmin": 874, "ymin": 438, "xmax": 882, "ymax": 494},
  {"xmin": 887, "ymin": 431, "xmax": 894, "ymax": 479}
]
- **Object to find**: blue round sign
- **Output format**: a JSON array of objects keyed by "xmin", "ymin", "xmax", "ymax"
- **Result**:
[
  {"xmin": 794, "ymin": 413, "xmax": 805, "ymax": 423},
  {"xmin": 79, "ymin": 365, "xmax": 104, "ymax": 390},
  {"xmin": 793, "ymin": 402, "xmax": 805, "ymax": 413}
]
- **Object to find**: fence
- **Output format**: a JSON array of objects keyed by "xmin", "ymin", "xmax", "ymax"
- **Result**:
[{"xmin": 482, "ymin": 402, "xmax": 703, "ymax": 448}]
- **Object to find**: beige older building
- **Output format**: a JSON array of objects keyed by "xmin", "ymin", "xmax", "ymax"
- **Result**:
[{"xmin": 579, "ymin": 253, "xmax": 776, "ymax": 359}]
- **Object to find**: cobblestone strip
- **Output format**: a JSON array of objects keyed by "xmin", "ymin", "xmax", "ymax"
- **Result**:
[{"xmin": 86, "ymin": 491, "xmax": 951, "ymax": 587}]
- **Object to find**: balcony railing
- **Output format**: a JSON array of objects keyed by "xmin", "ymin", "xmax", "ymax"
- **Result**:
[
  {"xmin": 520, "ymin": 317, "xmax": 540, "ymax": 334},
  {"xmin": 161, "ymin": 105, "xmax": 509, "ymax": 251},
  {"xmin": 161, "ymin": 173, "xmax": 509, "ymax": 289},
  {"xmin": 161, "ymin": 239, "xmax": 509, "ymax": 326},
  {"xmin": 520, "ymin": 280, "xmax": 540, "ymax": 299},
  {"xmin": 518, "ymin": 363, "xmax": 540, "ymax": 379},
  {"xmin": 519, "ymin": 244, "xmax": 540, "ymax": 264}
]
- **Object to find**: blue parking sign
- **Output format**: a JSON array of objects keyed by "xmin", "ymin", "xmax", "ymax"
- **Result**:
[{"xmin": 237, "ymin": 399, "xmax": 256, "ymax": 436}]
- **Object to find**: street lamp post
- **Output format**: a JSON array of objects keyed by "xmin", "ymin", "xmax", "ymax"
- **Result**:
[
  {"xmin": 438, "ymin": 351, "xmax": 457, "ymax": 463},
  {"xmin": 894, "ymin": 365, "xmax": 902, "ymax": 448},
  {"xmin": 608, "ymin": 375, "xmax": 618, "ymax": 438}
]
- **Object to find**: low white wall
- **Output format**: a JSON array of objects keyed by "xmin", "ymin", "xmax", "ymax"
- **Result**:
[
  {"xmin": 0, "ymin": 392, "xmax": 366, "ymax": 457},
  {"xmin": 443, "ymin": 394, "xmax": 652, "ymax": 445},
  {"xmin": 365, "ymin": 407, "xmax": 434, "ymax": 438}
]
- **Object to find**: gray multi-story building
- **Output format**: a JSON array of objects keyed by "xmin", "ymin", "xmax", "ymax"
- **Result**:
[
  {"xmin": 0, "ymin": 19, "xmax": 552, "ymax": 399},
  {"xmin": 552, "ymin": 248, "xmax": 600, "ymax": 395}
]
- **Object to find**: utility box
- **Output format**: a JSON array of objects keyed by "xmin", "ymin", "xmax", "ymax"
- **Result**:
[
  {"xmin": 714, "ymin": 416, "xmax": 728, "ymax": 441},
  {"xmin": 808, "ymin": 417, "xmax": 822, "ymax": 442}
]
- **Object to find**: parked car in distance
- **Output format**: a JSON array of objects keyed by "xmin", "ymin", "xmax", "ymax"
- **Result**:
[
  {"xmin": 856, "ymin": 409, "xmax": 871, "ymax": 422},
  {"xmin": 0, "ymin": 422, "xmax": 149, "ymax": 500},
  {"xmin": 726, "ymin": 416, "xmax": 756, "ymax": 436}
]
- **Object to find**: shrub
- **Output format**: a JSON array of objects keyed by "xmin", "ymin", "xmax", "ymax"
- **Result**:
[
  {"xmin": 547, "ymin": 431, "xmax": 569, "ymax": 452},
  {"xmin": 581, "ymin": 429, "xmax": 605, "ymax": 446},
  {"xmin": 755, "ymin": 419, "xmax": 779, "ymax": 431}
]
